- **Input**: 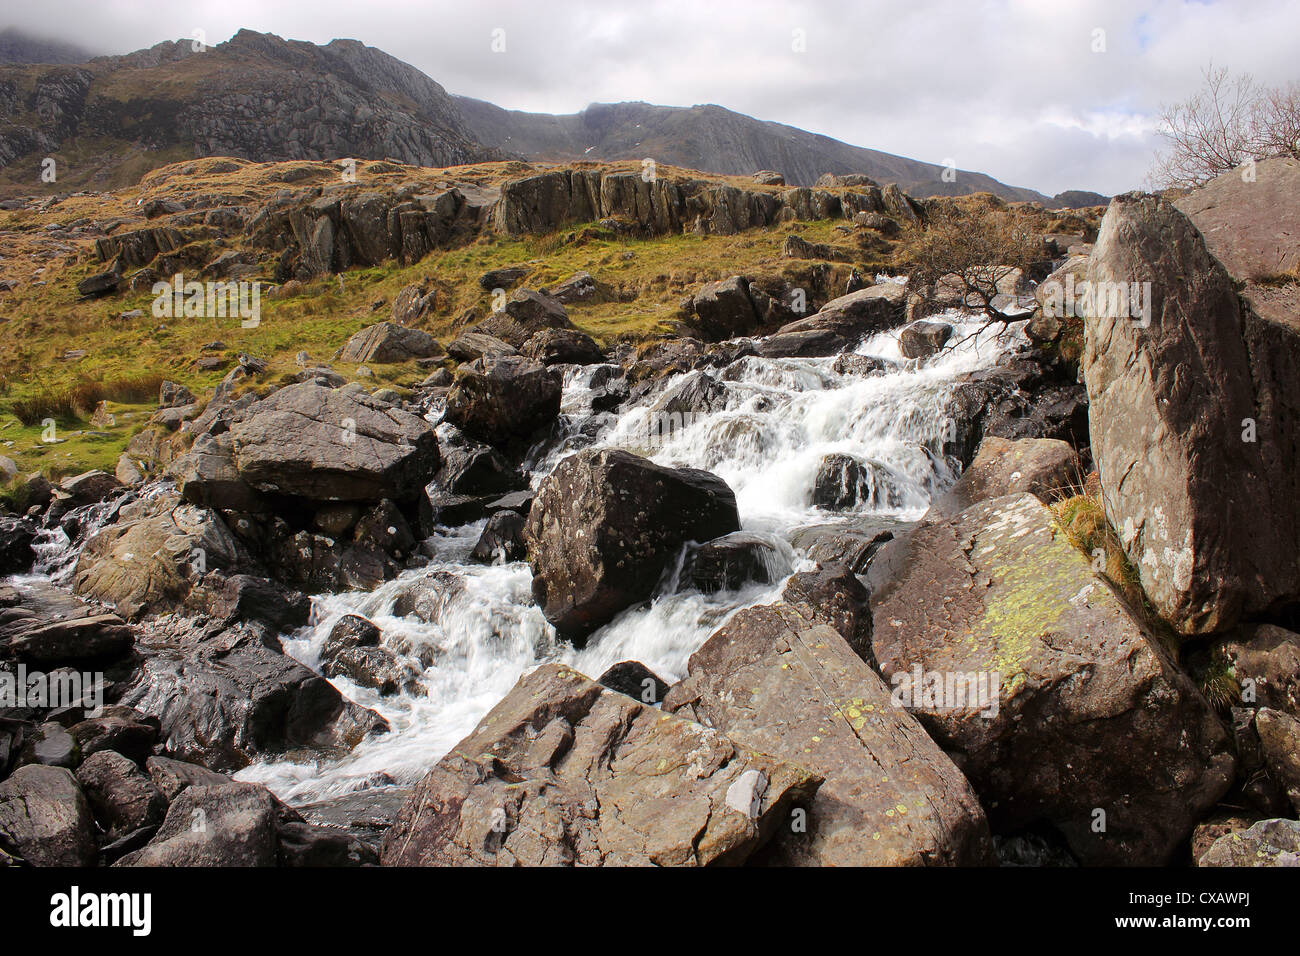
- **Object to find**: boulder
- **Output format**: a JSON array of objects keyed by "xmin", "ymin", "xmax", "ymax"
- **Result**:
[
  {"xmin": 524, "ymin": 449, "xmax": 740, "ymax": 638},
  {"xmin": 686, "ymin": 275, "xmax": 762, "ymax": 341},
  {"xmin": 73, "ymin": 492, "xmax": 250, "ymax": 620},
  {"xmin": 1198, "ymin": 818, "xmax": 1300, "ymax": 867},
  {"xmin": 789, "ymin": 519, "xmax": 904, "ymax": 574},
  {"xmin": 521, "ymin": 327, "xmax": 604, "ymax": 366},
  {"xmin": 546, "ymin": 270, "xmax": 598, "ymax": 305},
  {"xmin": 868, "ymin": 493, "xmax": 1235, "ymax": 864},
  {"xmin": 780, "ymin": 566, "xmax": 874, "ymax": 661},
  {"xmin": 478, "ymin": 266, "xmax": 529, "ymax": 291},
  {"xmin": 776, "ymin": 284, "xmax": 907, "ymax": 340},
  {"xmin": 338, "ymin": 322, "xmax": 443, "ymax": 364},
  {"xmin": 419, "ymin": 432, "xmax": 527, "ymax": 530},
  {"xmin": 120, "ymin": 620, "xmax": 387, "ymax": 773},
  {"xmin": 145, "ymin": 755, "xmax": 233, "ymax": 803},
  {"xmin": 229, "ymin": 381, "xmax": 439, "ymax": 502},
  {"xmin": 380, "ymin": 663, "xmax": 820, "ymax": 866},
  {"xmin": 75, "ymin": 750, "xmax": 168, "ymax": 839},
  {"xmin": 117, "ymin": 782, "xmax": 279, "ymax": 866},
  {"xmin": 0, "ymin": 764, "xmax": 96, "ymax": 866},
  {"xmin": 319, "ymin": 614, "xmax": 418, "ymax": 697},
  {"xmin": 1219, "ymin": 624, "xmax": 1300, "ymax": 717},
  {"xmin": 1255, "ymin": 708, "xmax": 1300, "ymax": 813},
  {"xmin": 898, "ymin": 320, "xmax": 953, "ymax": 358},
  {"xmin": 926, "ymin": 436, "xmax": 1079, "ymax": 519},
  {"xmin": 1083, "ymin": 191, "xmax": 1300, "ymax": 633},
  {"xmin": 811, "ymin": 453, "xmax": 906, "ymax": 510},
  {"xmin": 469, "ymin": 510, "xmax": 527, "ymax": 564},
  {"xmin": 676, "ymin": 531, "xmax": 784, "ymax": 593},
  {"xmin": 69, "ymin": 710, "xmax": 158, "ymax": 766},
  {"xmin": 445, "ymin": 331, "xmax": 518, "ymax": 362},
  {"xmin": 443, "ymin": 355, "xmax": 562, "ymax": 448},
  {"xmin": 664, "ymin": 604, "xmax": 994, "ymax": 865}
]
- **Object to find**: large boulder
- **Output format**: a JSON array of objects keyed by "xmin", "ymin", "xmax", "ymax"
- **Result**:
[
  {"xmin": 73, "ymin": 492, "xmax": 250, "ymax": 620},
  {"xmin": 380, "ymin": 663, "xmax": 820, "ymax": 866},
  {"xmin": 121, "ymin": 619, "xmax": 387, "ymax": 773},
  {"xmin": 75, "ymin": 749, "xmax": 168, "ymax": 839},
  {"xmin": 1083, "ymin": 190, "xmax": 1300, "ymax": 633},
  {"xmin": 524, "ymin": 450, "xmax": 740, "ymax": 638},
  {"xmin": 117, "ymin": 782, "xmax": 279, "ymax": 866},
  {"xmin": 338, "ymin": 321, "xmax": 443, "ymax": 364},
  {"xmin": 172, "ymin": 432, "xmax": 268, "ymax": 512},
  {"xmin": 776, "ymin": 283, "xmax": 907, "ymax": 340},
  {"xmin": 0, "ymin": 764, "xmax": 97, "ymax": 866},
  {"xmin": 926, "ymin": 436, "xmax": 1079, "ymax": 519},
  {"xmin": 443, "ymin": 355, "xmax": 562, "ymax": 448},
  {"xmin": 229, "ymin": 381, "xmax": 439, "ymax": 502},
  {"xmin": 665, "ymin": 604, "xmax": 994, "ymax": 865},
  {"xmin": 868, "ymin": 493, "xmax": 1235, "ymax": 864}
]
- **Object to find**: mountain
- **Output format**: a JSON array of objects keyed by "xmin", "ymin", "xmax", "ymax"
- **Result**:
[
  {"xmin": 0, "ymin": 28, "xmax": 1077, "ymax": 205},
  {"xmin": 0, "ymin": 29, "xmax": 495, "ymax": 191},
  {"xmin": 0, "ymin": 28, "xmax": 96, "ymax": 65},
  {"xmin": 452, "ymin": 97, "xmax": 1056, "ymax": 204}
]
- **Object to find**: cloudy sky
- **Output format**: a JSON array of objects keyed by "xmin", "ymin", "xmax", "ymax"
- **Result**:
[{"xmin": 7, "ymin": 0, "xmax": 1299, "ymax": 195}]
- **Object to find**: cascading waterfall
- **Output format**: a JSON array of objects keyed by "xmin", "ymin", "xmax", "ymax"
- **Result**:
[
  {"xmin": 14, "ymin": 305, "xmax": 1024, "ymax": 805},
  {"xmin": 237, "ymin": 308, "xmax": 1026, "ymax": 803}
]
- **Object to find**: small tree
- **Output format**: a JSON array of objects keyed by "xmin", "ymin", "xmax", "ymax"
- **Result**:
[
  {"xmin": 900, "ymin": 200, "xmax": 1044, "ymax": 334},
  {"xmin": 1151, "ymin": 66, "xmax": 1300, "ymax": 190}
]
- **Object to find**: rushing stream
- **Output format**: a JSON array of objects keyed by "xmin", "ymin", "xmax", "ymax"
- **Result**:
[{"xmin": 27, "ymin": 305, "xmax": 1029, "ymax": 806}]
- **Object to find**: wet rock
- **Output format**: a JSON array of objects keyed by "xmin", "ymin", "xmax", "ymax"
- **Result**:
[
  {"xmin": 868, "ymin": 493, "xmax": 1235, "ymax": 864},
  {"xmin": 1, "ymin": 610, "xmax": 136, "ymax": 667},
  {"xmin": 121, "ymin": 620, "xmax": 387, "ymax": 773},
  {"xmin": 898, "ymin": 319, "xmax": 953, "ymax": 358},
  {"xmin": 319, "ymin": 615, "xmax": 418, "ymax": 697},
  {"xmin": 664, "ymin": 604, "xmax": 994, "ymax": 865},
  {"xmin": 597, "ymin": 661, "xmax": 670, "ymax": 704},
  {"xmin": 199, "ymin": 573, "xmax": 312, "ymax": 632},
  {"xmin": 812, "ymin": 453, "xmax": 905, "ymax": 510},
  {"xmin": 0, "ymin": 764, "xmax": 97, "ymax": 866},
  {"xmin": 75, "ymin": 750, "xmax": 168, "ymax": 839},
  {"xmin": 380, "ymin": 663, "xmax": 820, "ymax": 866},
  {"xmin": 298, "ymin": 786, "xmax": 412, "ymax": 853},
  {"xmin": 444, "ymin": 355, "xmax": 562, "ymax": 448},
  {"xmin": 789, "ymin": 519, "xmax": 904, "ymax": 574},
  {"xmin": 653, "ymin": 370, "xmax": 728, "ymax": 418},
  {"xmin": 470, "ymin": 510, "xmax": 527, "ymax": 564},
  {"xmin": 776, "ymin": 284, "xmax": 907, "ymax": 341},
  {"xmin": 0, "ymin": 517, "xmax": 36, "ymax": 575},
  {"xmin": 677, "ymin": 531, "xmax": 783, "ymax": 593},
  {"xmin": 754, "ymin": 328, "xmax": 848, "ymax": 358},
  {"xmin": 525, "ymin": 449, "xmax": 740, "ymax": 639},
  {"xmin": 419, "ymin": 432, "xmax": 527, "ymax": 531}
]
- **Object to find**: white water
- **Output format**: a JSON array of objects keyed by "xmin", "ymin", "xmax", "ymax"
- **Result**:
[
  {"xmin": 14, "ymin": 304, "xmax": 1024, "ymax": 804},
  {"xmin": 231, "ymin": 308, "xmax": 1026, "ymax": 803}
]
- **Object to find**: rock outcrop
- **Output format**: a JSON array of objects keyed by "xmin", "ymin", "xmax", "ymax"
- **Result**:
[
  {"xmin": 868, "ymin": 493, "xmax": 1235, "ymax": 864},
  {"xmin": 665, "ymin": 604, "xmax": 995, "ymax": 865},
  {"xmin": 380, "ymin": 663, "xmax": 820, "ymax": 866},
  {"xmin": 1084, "ymin": 186, "xmax": 1300, "ymax": 633}
]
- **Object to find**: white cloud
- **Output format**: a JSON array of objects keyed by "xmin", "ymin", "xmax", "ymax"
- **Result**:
[{"xmin": 6, "ymin": 0, "xmax": 1299, "ymax": 195}]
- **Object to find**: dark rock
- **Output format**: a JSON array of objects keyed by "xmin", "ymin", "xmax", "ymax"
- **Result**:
[
  {"xmin": 443, "ymin": 355, "xmax": 561, "ymax": 448},
  {"xmin": 470, "ymin": 510, "xmax": 527, "ymax": 564},
  {"xmin": 338, "ymin": 322, "xmax": 443, "ymax": 364},
  {"xmin": 75, "ymin": 750, "xmax": 168, "ymax": 839},
  {"xmin": 677, "ymin": 531, "xmax": 784, "ymax": 593},
  {"xmin": 898, "ymin": 320, "xmax": 953, "ymax": 358},
  {"xmin": 0, "ymin": 764, "xmax": 97, "ymax": 866},
  {"xmin": 597, "ymin": 661, "xmax": 670, "ymax": 704},
  {"xmin": 524, "ymin": 449, "xmax": 740, "ymax": 639}
]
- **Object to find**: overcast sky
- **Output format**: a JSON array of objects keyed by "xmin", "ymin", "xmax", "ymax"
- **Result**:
[{"xmin": 7, "ymin": 0, "xmax": 1300, "ymax": 195}]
